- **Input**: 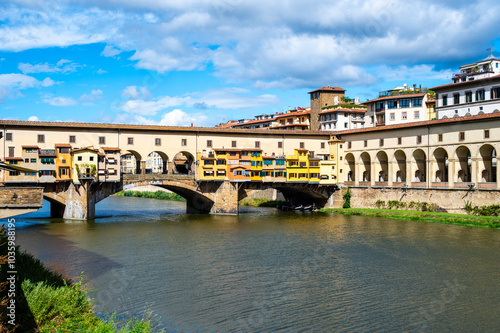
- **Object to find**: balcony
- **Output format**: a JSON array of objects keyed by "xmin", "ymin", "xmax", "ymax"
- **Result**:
[{"xmin": 454, "ymin": 69, "xmax": 494, "ymax": 80}]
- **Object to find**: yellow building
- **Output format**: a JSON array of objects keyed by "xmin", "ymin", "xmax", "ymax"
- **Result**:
[
  {"xmin": 72, "ymin": 147, "xmax": 99, "ymax": 183},
  {"xmin": 319, "ymin": 135, "xmax": 345, "ymax": 185},
  {"xmin": 286, "ymin": 148, "xmax": 310, "ymax": 182},
  {"xmin": 197, "ymin": 149, "xmax": 227, "ymax": 181},
  {"xmin": 250, "ymin": 150, "xmax": 263, "ymax": 181},
  {"xmin": 55, "ymin": 143, "xmax": 72, "ymax": 181}
]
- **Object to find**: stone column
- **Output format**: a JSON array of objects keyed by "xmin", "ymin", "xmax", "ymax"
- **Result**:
[
  {"xmin": 210, "ymin": 180, "xmax": 239, "ymax": 215},
  {"xmin": 370, "ymin": 161, "xmax": 375, "ymax": 186},
  {"xmin": 497, "ymin": 162, "xmax": 500, "ymax": 189},
  {"xmin": 61, "ymin": 181, "xmax": 96, "ymax": 220},
  {"xmin": 448, "ymin": 158, "xmax": 455, "ymax": 188},
  {"xmin": 471, "ymin": 157, "xmax": 478, "ymax": 184},
  {"xmin": 388, "ymin": 161, "xmax": 393, "ymax": 186},
  {"xmin": 355, "ymin": 162, "xmax": 360, "ymax": 186},
  {"xmin": 406, "ymin": 160, "xmax": 412, "ymax": 186},
  {"xmin": 141, "ymin": 161, "xmax": 146, "ymax": 175}
]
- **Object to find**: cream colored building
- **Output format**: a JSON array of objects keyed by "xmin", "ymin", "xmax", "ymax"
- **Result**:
[{"xmin": 72, "ymin": 147, "xmax": 99, "ymax": 183}]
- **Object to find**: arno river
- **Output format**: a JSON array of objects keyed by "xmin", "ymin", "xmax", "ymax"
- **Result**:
[{"xmin": 13, "ymin": 196, "xmax": 500, "ymax": 332}]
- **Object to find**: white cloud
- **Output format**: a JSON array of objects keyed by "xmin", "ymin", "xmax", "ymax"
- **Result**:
[
  {"xmin": 42, "ymin": 96, "xmax": 77, "ymax": 106},
  {"xmin": 2, "ymin": 0, "xmax": 500, "ymax": 89},
  {"xmin": 18, "ymin": 59, "xmax": 79, "ymax": 74},
  {"xmin": 0, "ymin": 73, "xmax": 57, "ymax": 102},
  {"xmin": 101, "ymin": 44, "xmax": 122, "ymax": 57},
  {"xmin": 121, "ymin": 86, "xmax": 152, "ymax": 100},
  {"xmin": 114, "ymin": 109, "xmax": 208, "ymax": 126},
  {"xmin": 28, "ymin": 115, "xmax": 39, "ymax": 121},
  {"xmin": 96, "ymin": 69, "xmax": 108, "ymax": 74},
  {"xmin": 80, "ymin": 89, "xmax": 103, "ymax": 104},
  {"xmin": 118, "ymin": 87, "xmax": 281, "ymax": 116}
]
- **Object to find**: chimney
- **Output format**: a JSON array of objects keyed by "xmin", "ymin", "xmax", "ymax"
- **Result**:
[{"xmin": 191, "ymin": 123, "xmax": 193, "ymax": 127}]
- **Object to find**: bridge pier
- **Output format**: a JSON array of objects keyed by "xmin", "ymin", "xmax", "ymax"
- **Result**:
[{"xmin": 210, "ymin": 180, "xmax": 239, "ymax": 215}]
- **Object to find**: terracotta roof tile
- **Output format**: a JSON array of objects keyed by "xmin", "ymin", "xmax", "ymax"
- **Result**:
[
  {"xmin": 335, "ymin": 111, "xmax": 500, "ymax": 135},
  {"xmin": 55, "ymin": 143, "xmax": 72, "ymax": 147},
  {"xmin": 362, "ymin": 93, "xmax": 427, "ymax": 104},
  {"xmin": 6, "ymin": 157, "xmax": 23, "ymax": 160},
  {"xmin": 22, "ymin": 145, "xmax": 39, "ymax": 149},
  {"xmin": 308, "ymin": 86, "xmax": 346, "ymax": 93},
  {"xmin": 102, "ymin": 147, "xmax": 121, "ymax": 151}
]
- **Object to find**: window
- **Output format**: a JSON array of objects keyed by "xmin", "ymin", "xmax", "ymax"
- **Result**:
[
  {"xmin": 89, "ymin": 156, "xmax": 94, "ymax": 162},
  {"xmin": 344, "ymin": 123, "xmax": 348, "ymax": 128},
  {"xmin": 6, "ymin": 133, "xmax": 12, "ymax": 141},
  {"xmin": 492, "ymin": 87, "xmax": 500, "ymax": 99},
  {"xmin": 398, "ymin": 137, "xmax": 402, "ymax": 145},
  {"xmin": 69, "ymin": 135, "xmax": 76, "ymax": 143},
  {"xmin": 8, "ymin": 147, "xmax": 14, "ymax": 157},
  {"xmin": 255, "ymin": 141, "xmax": 260, "ymax": 148},
  {"xmin": 232, "ymin": 140, "xmax": 237, "ymax": 148},
  {"xmin": 60, "ymin": 147, "xmax": 69, "ymax": 154},
  {"xmin": 181, "ymin": 139, "xmax": 187, "ymax": 146},
  {"xmin": 390, "ymin": 113, "xmax": 395, "ymax": 120},
  {"xmin": 438, "ymin": 133, "xmax": 443, "ymax": 142},
  {"xmin": 364, "ymin": 140, "xmax": 367, "ymax": 147},
  {"xmin": 321, "ymin": 142, "xmax": 325, "ymax": 149},
  {"xmin": 25, "ymin": 158, "xmax": 29, "ymax": 163},
  {"xmin": 387, "ymin": 99, "xmax": 397, "ymax": 109},
  {"xmin": 30, "ymin": 158, "xmax": 36, "ymax": 163},
  {"xmin": 402, "ymin": 112, "xmax": 407, "ymax": 120},
  {"xmin": 379, "ymin": 138, "xmax": 384, "ymax": 147},
  {"xmin": 476, "ymin": 89, "xmax": 485, "ymax": 101},
  {"xmin": 99, "ymin": 136, "xmax": 105, "ymax": 145},
  {"xmin": 128, "ymin": 137, "xmax": 134, "ymax": 145},
  {"xmin": 484, "ymin": 129, "xmax": 490, "ymax": 139},
  {"xmin": 78, "ymin": 156, "xmax": 83, "ymax": 161},
  {"xmin": 300, "ymin": 142, "xmax": 304, "ymax": 149},
  {"xmin": 459, "ymin": 131, "xmax": 465, "ymax": 141},
  {"xmin": 38, "ymin": 134, "xmax": 45, "ymax": 143},
  {"xmin": 411, "ymin": 97, "xmax": 422, "ymax": 107},
  {"xmin": 414, "ymin": 111, "xmax": 420, "ymax": 119},
  {"xmin": 465, "ymin": 91, "xmax": 473, "ymax": 103},
  {"xmin": 278, "ymin": 141, "xmax": 283, "ymax": 149},
  {"xmin": 348, "ymin": 142, "xmax": 352, "ymax": 149},
  {"xmin": 400, "ymin": 98, "xmax": 409, "ymax": 108},
  {"xmin": 442, "ymin": 95, "xmax": 448, "ymax": 106},
  {"xmin": 417, "ymin": 135, "xmax": 422, "ymax": 144},
  {"xmin": 206, "ymin": 140, "xmax": 212, "ymax": 147},
  {"xmin": 453, "ymin": 93, "xmax": 460, "ymax": 105},
  {"xmin": 155, "ymin": 138, "xmax": 161, "ymax": 146},
  {"xmin": 376, "ymin": 101, "xmax": 385, "ymax": 110}
]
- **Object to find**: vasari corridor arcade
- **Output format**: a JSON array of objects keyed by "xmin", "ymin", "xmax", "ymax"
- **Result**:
[{"xmin": 0, "ymin": 110, "xmax": 499, "ymax": 219}]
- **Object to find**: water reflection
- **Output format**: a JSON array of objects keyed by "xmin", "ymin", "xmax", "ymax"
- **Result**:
[{"xmin": 10, "ymin": 196, "xmax": 500, "ymax": 332}]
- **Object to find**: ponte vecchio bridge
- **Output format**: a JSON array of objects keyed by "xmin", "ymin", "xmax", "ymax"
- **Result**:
[{"xmin": 1, "ymin": 113, "xmax": 500, "ymax": 219}]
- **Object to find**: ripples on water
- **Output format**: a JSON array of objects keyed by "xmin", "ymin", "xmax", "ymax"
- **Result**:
[{"xmin": 10, "ymin": 196, "xmax": 500, "ymax": 332}]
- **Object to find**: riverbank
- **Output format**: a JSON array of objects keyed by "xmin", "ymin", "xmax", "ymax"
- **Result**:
[
  {"xmin": 239, "ymin": 198, "xmax": 287, "ymax": 207},
  {"xmin": 115, "ymin": 190, "xmax": 186, "ymax": 202},
  {"xmin": 0, "ymin": 226, "xmax": 162, "ymax": 332},
  {"xmin": 321, "ymin": 208, "xmax": 500, "ymax": 229}
]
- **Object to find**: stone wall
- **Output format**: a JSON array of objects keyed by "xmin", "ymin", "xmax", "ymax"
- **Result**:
[
  {"xmin": 0, "ymin": 187, "xmax": 43, "ymax": 208},
  {"xmin": 341, "ymin": 186, "xmax": 500, "ymax": 214}
]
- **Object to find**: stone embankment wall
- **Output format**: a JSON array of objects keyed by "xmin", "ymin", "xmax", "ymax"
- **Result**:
[
  {"xmin": 335, "ymin": 187, "xmax": 500, "ymax": 214},
  {"xmin": 244, "ymin": 188, "xmax": 285, "ymax": 201},
  {"xmin": 0, "ymin": 187, "xmax": 44, "ymax": 219}
]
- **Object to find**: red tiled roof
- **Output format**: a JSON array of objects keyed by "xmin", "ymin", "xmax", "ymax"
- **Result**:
[
  {"xmin": 335, "ymin": 111, "xmax": 500, "ymax": 135},
  {"xmin": 308, "ymin": 86, "xmax": 346, "ymax": 94},
  {"xmin": 55, "ymin": 143, "xmax": 72, "ymax": 147},
  {"xmin": 262, "ymin": 156, "xmax": 276, "ymax": 159},
  {"xmin": 275, "ymin": 110, "xmax": 310, "ymax": 119},
  {"xmin": 431, "ymin": 74, "xmax": 500, "ymax": 91},
  {"xmin": 72, "ymin": 147, "xmax": 98, "ymax": 153},
  {"xmin": 5, "ymin": 157, "xmax": 23, "ymax": 160},
  {"xmin": 362, "ymin": 93, "xmax": 427, "ymax": 104},
  {"xmin": 231, "ymin": 117, "xmax": 277, "ymax": 127},
  {"xmin": 320, "ymin": 108, "xmax": 366, "ymax": 114},
  {"xmin": 271, "ymin": 123, "xmax": 309, "ymax": 129},
  {"xmin": 22, "ymin": 145, "xmax": 39, "ymax": 149},
  {"xmin": 102, "ymin": 147, "xmax": 121, "ymax": 151}
]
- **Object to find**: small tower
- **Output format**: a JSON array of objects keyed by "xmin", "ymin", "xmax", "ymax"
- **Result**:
[{"xmin": 308, "ymin": 86, "xmax": 346, "ymax": 131}]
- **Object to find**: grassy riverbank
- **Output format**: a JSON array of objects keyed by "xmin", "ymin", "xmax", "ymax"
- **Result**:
[
  {"xmin": 239, "ymin": 198, "xmax": 287, "ymax": 207},
  {"xmin": 115, "ymin": 190, "xmax": 186, "ymax": 202},
  {"xmin": 320, "ymin": 208, "xmax": 500, "ymax": 229},
  {"xmin": 0, "ymin": 226, "xmax": 162, "ymax": 332}
]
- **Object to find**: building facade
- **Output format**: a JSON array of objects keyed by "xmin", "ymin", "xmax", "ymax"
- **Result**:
[{"xmin": 432, "ymin": 52, "xmax": 500, "ymax": 119}]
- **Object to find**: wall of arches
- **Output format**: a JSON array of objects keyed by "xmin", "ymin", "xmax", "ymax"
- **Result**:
[{"xmin": 344, "ymin": 143, "xmax": 498, "ymax": 189}]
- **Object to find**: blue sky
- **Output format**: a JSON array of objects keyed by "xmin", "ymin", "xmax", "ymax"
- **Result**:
[{"xmin": 1, "ymin": 0, "xmax": 500, "ymax": 127}]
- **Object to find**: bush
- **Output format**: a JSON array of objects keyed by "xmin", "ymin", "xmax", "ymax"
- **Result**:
[
  {"xmin": 343, "ymin": 188, "xmax": 351, "ymax": 208},
  {"xmin": 375, "ymin": 200, "xmax": 385, "ymax": 208}
]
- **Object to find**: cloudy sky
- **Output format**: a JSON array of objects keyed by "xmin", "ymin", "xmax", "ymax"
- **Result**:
[{"xmin": 1, "ymin": 0, "xmax": 499, "ymax": 126}]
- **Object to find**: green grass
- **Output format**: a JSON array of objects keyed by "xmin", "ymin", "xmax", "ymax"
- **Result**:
[
  {"xmin": 0, "ymin": 226, "xmax": 163, "ymax": 332},
  {"xmin": 239, "ymin": 198, "xmax": 287, "ymax": 207},
  {"xmin": 320, "ymin": 208, "xmax": 500, "ymax": 229},
  {"xmin": 115, "ymin": 190, "xmax": 186, "ymax": 202}
]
